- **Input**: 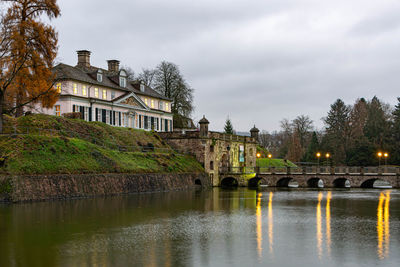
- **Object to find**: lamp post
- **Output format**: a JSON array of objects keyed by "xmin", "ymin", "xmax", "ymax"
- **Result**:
[
  {"xmin": 325, "ymin": 153, "xmax": 330, "ymax": 167},
  {"xmin": 268, "ymin": 154, "xmax": 272, "ymax": 171},
  {"xmin": 256, "ymin": 152, "xmax": 261, "ymax": 173},
  {"xmin": 316, "ymin": 152, "xmax": 321, "ymax": 174},
  {"xmin": 377, "ymin": 152, "xmax": 382, "ymax": 167},
  {"xmin": 384, "ymin": 152, "xmax": 388, "ymax": 166}
]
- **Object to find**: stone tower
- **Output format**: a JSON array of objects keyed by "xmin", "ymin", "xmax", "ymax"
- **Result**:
[
  {"xmin": 199, "ymin": 116, "xmax": 209, "ymax": 137},
  {"xmin": 250, "ymin": 125, "xmax": 259, "ymax": 141}
]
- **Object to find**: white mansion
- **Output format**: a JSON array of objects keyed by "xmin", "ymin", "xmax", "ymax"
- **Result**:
[{"xmin": 37, "ymin": 50, "xmax": 173, "ymax": 132}]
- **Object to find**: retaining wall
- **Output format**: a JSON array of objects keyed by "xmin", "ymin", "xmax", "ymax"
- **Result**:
[{"xmin": 0, "ymin": 172, "xmax": 210, "ymax": 202}]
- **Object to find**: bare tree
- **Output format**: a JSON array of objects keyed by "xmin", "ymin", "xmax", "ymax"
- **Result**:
[{"xmin": 138, "ymin": 68, "xmax": 156, "ymax": 87}]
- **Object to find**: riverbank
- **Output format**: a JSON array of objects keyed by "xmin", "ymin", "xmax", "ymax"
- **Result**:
[
  {"xmin": 0, "ymin": 114, "xmax": 208, "ymax": 202},
  {"xmin": 0, "ymin": 172, "xmax": 210, "ymax": 202}
]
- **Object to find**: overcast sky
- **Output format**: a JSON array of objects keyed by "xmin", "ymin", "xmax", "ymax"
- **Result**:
[{"xmin": 54, "ymin": 0, "xmax": 400, "ymax": 132}]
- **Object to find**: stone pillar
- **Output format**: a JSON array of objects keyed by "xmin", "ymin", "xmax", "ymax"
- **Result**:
[{"xmin": 199, "ymin": 115, "xmax": 209, "ymax": 137}]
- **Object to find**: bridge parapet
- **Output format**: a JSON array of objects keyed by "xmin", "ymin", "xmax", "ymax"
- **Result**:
[{"xmin": 220, "ymin": 166, "xmax": 400, "ymax": 176}]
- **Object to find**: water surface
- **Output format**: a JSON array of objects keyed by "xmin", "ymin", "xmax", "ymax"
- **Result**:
[{"xmin": 0, "ymin": 188, "xmax": 399, "ymax": 267}]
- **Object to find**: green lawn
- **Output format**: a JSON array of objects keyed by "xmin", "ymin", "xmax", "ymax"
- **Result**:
[
  {"xmin": 0, "ymin": 114, "xmax": 204, "ymax": 175},
  {"xmin": 256, "ymin": 158, "xmax": 297, "ymax": 167}
]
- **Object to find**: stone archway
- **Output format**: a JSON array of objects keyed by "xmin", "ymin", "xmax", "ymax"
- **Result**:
[
  {"xmin": 221, "ymin": 177, "xmax": 239, "ymax": 187},
  {"xmin": 277, "ymin": 177, "xmax": 298, "ymax": 187},
  {"xmin": 361, "ymin": 178, "xmax": 392, "ymax": 188},
  {"xmin": 333, "ymin": 178, "xmax": 351, "ymax": 188},
  {"xmin": 307, "ymin": 178, "xmax": 324, "ymax": 188}
]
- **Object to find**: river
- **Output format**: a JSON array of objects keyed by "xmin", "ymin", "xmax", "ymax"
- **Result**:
[{"xmin": 0, "ymin": 188, "xmax": 399, "ymax": 267}]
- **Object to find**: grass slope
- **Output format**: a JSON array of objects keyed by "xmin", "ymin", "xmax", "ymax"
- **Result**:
[
  {"xmin": 0, "ymin": 114, "xmax": 203, "ymax": 175},
  {"xmin": 256, "ymin": 158, "xmax": 297, "ymax": 167}
]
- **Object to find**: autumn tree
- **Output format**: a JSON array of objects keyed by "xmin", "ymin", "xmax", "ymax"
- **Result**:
[{"xmin": 0, "ymin": 0, "xmax": 60, "ymax": 132}]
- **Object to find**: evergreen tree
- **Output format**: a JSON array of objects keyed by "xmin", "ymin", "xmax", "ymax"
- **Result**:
[
  {"xmin": 224, "ymin": 117, "xmax": 234, "ymax": 134},
  {"xmin": 323, "ymin": 99, "xmax": 351, "ymax": 164},
  {"xmin": 364, "ymin": 96, "xmax": 389, "ymax": 147},
  {"xmin": 303, "ymin": 131, "xmax": 319, "ymax": 162},
  {"xmin": 390, "ymin": 97, "xmax": 400, "ymax": 164}
]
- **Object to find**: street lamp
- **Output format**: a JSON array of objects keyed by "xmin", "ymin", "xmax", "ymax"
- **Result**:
[
  {"xmin": 377, "ymin": 152, "xmax": 382, "ymax": 167},
  {"xmin": 384, "ymin": 152, "xmax": 389, "ymax": 166},
  {"xmin": 256, "ymin": 152, "xmax": 261, "ymax": 158},
  {"xmin": 267, "ymin": 154, "xmax": 272, "ymax": 170},
  {"xmin": 316, "ymin": 152, "xmax": 321, "ymax": 173},
  {"xmin": 325, "ymin": 153, "xmax": 330, "ymax": 167}
]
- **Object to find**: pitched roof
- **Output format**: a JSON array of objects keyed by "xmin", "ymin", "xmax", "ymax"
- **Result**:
[{"xmin": 53, "ymin": 63, "xmax": 171, "ymax": 101}]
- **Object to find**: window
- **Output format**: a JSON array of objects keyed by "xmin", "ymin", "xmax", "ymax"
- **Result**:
[
  {"xmin": 82, "ymin": 86, "xmax": 87, "ymax": 96},
  {"xmin": 119, "ymin": 77, "xmax": 126, "ymax": 87},
  {"xmin": 210, "ymin": 161, "xmax": 214, "ymax": 170},
  {"xmin": 55, "ymin": 105, "xmax": 60, "ymax": 116},
  {"xmin": 140, "ymin": 83, "xmax": 145, "ymax": 92},
  {"xmin": 73, "ymin": 83, "xmax": 78, "ymax": 94},
  {"xmin": 144, "ymin": 98, "xmax": 148, "ymax": 105},
  {"xmin": 94, "ymin": 88, "xmax": 99, "ymax": 98},
  {"xmin": 56, "ymin": 83, "xmax": 61, "ymax": 93},
  {"xmin": 159, "ymin": 101, "xmax": 163, "ymax": 110},
  {"xmin": 97, "ymin": 72, "xmax": 103, "ymax": 82},
  {"xmin": 111, "ymin": 91, "xmax": 115, "ymax": 99},
  {"xmin": 210, "ymin": 145, "xmax": 214, "ymax": 152},
  {"xmin": 151, "ymin": 99, "xmax": 155, "ymax": 108},
  {"xmin": 165, "ymin": 102, "xmax": 169, "ymax": 111},
  {"xmin": 102, "ymin": 89, "xmax": 107, "ymax": 100}
]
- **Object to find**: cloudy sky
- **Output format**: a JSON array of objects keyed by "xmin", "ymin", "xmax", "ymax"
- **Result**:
[{"xmin": 54, "ymin": 0, "xmax": 400, "ymax": 132}]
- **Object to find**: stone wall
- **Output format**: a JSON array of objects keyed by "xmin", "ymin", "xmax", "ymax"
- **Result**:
[{"xmin": 0, "ymin": 172, "xmax": 210, "ymax": 202}]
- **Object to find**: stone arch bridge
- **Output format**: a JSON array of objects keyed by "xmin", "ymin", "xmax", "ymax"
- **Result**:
[{"xmin": 219, "ymin": 166, "xmax": 400, "ymax": 188}]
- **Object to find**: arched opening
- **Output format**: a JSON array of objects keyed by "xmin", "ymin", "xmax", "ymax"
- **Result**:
[
  {"xmin": 308, "ymin": 178, "xmax": 324, "ymax": 188},
  {"xmin": 221, "ymin": 177, "xmax": 239, "ymax": 187},
  {"xmin": 248, "ymin": 177, "xmax": 261, "ymax": 188},
  {"xmin": 277, "ymin": 177, "xmax": 298, "ymax": 188},
  {"xmin": 333, "ymin": 178, "xmax": 351, "ymax": 188},
  {"xmin": 195, "ymin": 179, "xmax": 202, "ymax": 186},
  {"xmin": 361, "ymin": 179, "xmax": 392, "ymax": 189}
]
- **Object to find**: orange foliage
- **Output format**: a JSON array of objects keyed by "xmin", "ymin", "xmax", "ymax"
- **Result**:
[{"xmin": 2, "ymin": 0, "xmax": 60, "ymax": 116}]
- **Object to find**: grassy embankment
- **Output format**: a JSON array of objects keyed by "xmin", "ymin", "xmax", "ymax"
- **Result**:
[
  {"xmin": 256, "ymin": 146, "xmax": 297, "ymax": 167},
  {"xmin": 0, "ymin": 114, "xmax": 203, "ymax": 175}
]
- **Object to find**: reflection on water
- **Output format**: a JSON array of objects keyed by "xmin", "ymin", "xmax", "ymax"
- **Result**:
[
  {"xmin": 316, "ymin": 192, "xmax": 323, "ymax": 258},
  {"xmin": 326, "ymin": 191, "xmax": 332, "ymax": 257},
  {"xmin": 377, "ymin": 191, "xmax": 391, "ymax": 259},
  {"xmin": 268, "ymin": 192, "xmax": 274, "ymax": 255},
  {"xmin": 256, "ymin": 192, "xmax": 262, "ymax": 259},
  {"xmin": 1, "ymin": 188, "xmax": 400, "ymax": 267}
]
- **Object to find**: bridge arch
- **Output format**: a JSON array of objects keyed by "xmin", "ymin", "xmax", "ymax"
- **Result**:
[
  {"xmin": 307, "ymin": 178, "xmax": 324, "ymax": 188},
  {"xmin": 248, "ymin": 177, "xmax": 262, "ymax": 188},
  {"xmin": 360, "ymin": 178, "xmax": 392, "ymax": 188},
  {"xmin": 333, "ymin": 178, "xmax": 351, "ymax": 188},
  {"xmin": 221, "ymin": 177, "xmax": 239, "ymax": 187},
  {"xmin": 277, "ymin": 177, "xmax": 298, "ymax": 187}
]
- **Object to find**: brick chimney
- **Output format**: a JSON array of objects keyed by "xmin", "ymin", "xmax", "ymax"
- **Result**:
[
  {"xmin": 107, "ymin": 60, "xmax": 120, "ymax": 72},
  {"xmin": 76, "ymin": 50, "xmax": 91, "ymax": 68}
]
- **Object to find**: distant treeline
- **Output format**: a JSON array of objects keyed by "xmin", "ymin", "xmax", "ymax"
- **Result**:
[{"xmin": 259, "ymin": 96, "xmax": 400, "ymax": 166}]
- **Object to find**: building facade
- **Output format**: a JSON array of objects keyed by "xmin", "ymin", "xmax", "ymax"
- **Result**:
[
  {"xmin": 159, "ymin": 116, "xmax": 259, "ymax": 186},
  {"xmin": 34, "ymin": 50, "xmax": 173, "ymax": 132}
]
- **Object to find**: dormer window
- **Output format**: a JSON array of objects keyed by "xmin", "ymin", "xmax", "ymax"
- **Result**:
[
  {"xmin": 97, "ymin": 70, "xmax": 103, "ymax": 82},
  {"xmin": 120, "ymin": 77, "xmax": 126, "ymax": 87},
  {"xmin": 159, "ymin": 101, "xmax": 163, "ymax": 110},
  {"xmin": 119, "ymin": 70, "xmax": 127, "ymax": 87},
  {"xmin": 140, "ymin": 83, "xmax": 145, "ymax": 92}
]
